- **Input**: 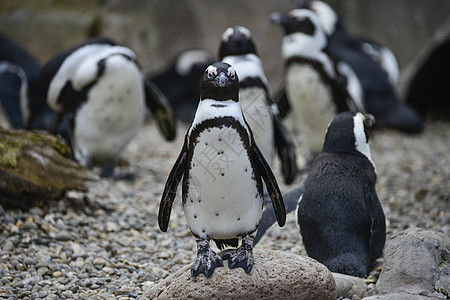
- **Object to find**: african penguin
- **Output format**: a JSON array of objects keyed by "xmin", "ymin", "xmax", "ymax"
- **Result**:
[
  {"xmin": 150, "ymin": 48, "xmax": 215, "ymax": 123},
  {"xmin": 297, "ymin": 111, "xmax": 386, "ymax": 277},
  {"xmin": 0, "ymin": 33, "xmax": 51, "ymax": 131},
  {"xmin": 303, "ymin": 0, "xmax": 423, "ymax": 133},
  {"xmin": 219, "ymin": 26, "xmax": 297, "ymax": 184},
  {"xmin": 270, "ymin": 9, "xmax": 360, "ymax": 162},
  {"xmin": 40, "ymin": 37, "xmax": 176, "ymax": 178},
  {"xmin": 158, "ymin": 62, "xmax": 286, "ymax": 278}
]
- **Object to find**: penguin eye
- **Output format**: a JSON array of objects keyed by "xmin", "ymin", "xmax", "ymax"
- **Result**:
[
  {"xmin": 207, "ymin": 71, "xmax": 214, "ymax": 79},
  {"xmin": 230, "ymin": 73, "xmax": 236, "ymax": 80}
]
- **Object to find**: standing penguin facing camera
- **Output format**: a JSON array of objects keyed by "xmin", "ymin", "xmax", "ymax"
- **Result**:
[
  {"xmin": 158, "ymin": 62, "xmax": 286, "ymax": 278},
  {"xmin": 297, "ymin": 111, "xmax": 386, "ymax": 277},
  {"xmin": 40, "ymin": 37, "xmax": 176, "ymax": 178}
]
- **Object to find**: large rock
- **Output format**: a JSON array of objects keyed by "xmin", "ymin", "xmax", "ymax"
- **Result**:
[
  {"xmin": 144, "ymin": 249, "xmax": 336, "ymax": 300},
  {"xmin": 374, "ymin": 228, "xmax": 450, "ymax": 299}
]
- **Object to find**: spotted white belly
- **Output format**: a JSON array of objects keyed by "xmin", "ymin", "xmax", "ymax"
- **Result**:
[
  {"xmin": 184, "ymin": 125, "xmax": 263, "ymax": 240},
  {"xmin": 74, "ymin": 56, "xmax": 146, "ymax": 164},
  {"xmin": 286, "ymin": 63, "xmax": 337, "ymax": 154},
  {"xmin": 240, "ymin": 87, "xmax": 274, "ymax": 165}
]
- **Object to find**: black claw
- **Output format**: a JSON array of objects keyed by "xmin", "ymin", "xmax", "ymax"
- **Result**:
[
  {"xmin": 191, "ymin": 239, "xmax": 223, "ymax": 278},
  {"xmin": 222, "ymin": 235, "xmax": 254, "ymax": 273}
]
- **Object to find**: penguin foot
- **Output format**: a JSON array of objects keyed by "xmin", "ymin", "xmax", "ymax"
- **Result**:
[
  {"xmin": 191, "ymin": 239, "xmax": 223, "ymax": 278},
  {"xmin": 222, "ymin": 235, "xmax": 254, "ymax": 273}
]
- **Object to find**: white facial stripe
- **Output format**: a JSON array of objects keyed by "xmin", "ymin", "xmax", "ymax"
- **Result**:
[
  {"xmin": 206, "ymin": 65, "xmax": 218, "ymax": 77},
  {"xmin": 221, "ymin": 27, "xmax": 234, "ymax": 42},
  {"xmin": 311, "ymin": 0, "xmax": 338, "ymax": 36},
  {"xmin": 227, "ymin": 66, "xmax": 236, "ymax": 78},
  {"xmin": 237, "ymin": 26, "xmax": 252, "ymax": 39},
  {"xmin": 353, "ymin": 113, "xmax": 376, "ymax": 172}
]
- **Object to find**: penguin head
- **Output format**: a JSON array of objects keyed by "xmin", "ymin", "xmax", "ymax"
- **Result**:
[
  {"xmin": 200, "ymin": 62, "xmax": 239, "ymax": 102},
  {"xmin": 322, "ymin": 111, "xmax": 375, "ymax": 160},
  {"xmin": 218, "ymin": 26, "xmax": 257, "ymax": 59},
  {"xmin": 292, "ymin": 0, "xmax": 338, "ymax": 36},
  {"xmin": 309, "ymin": 1, "xmax": 338, "ymax": 36},
  {"xmin": 270, "ymin": 9, "xmax": 319, "ymax": 36}
]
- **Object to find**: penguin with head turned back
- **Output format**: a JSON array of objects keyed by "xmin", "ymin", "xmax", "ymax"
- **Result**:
[
  {"xmin": 150, "ymin": 48, "xmax": 215, "ymax": 123},
  {"xmin": 158, "ymin": 62, "xmax": 286, "ymax": 278},
  {"xmin": 270, "ymin": 9, "xmax": 362, "ymax": 164},
  {"xmin": 301, "ymin": 0, "xmax": 423, "ymax": 133},
  {"xmin": 40, "ymin": 37, "xmax": 176, "ymax": 178},
  {"xmin": 297, "ymin": 111, "xmax": 386, "ymax": 278},
  {"xmin": 219, "ymin": 25, "xmax": 297, "ymax": 184}
]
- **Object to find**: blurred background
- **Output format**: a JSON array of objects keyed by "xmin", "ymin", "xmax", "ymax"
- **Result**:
[{"xmin": 1, "ymin": 0, "xmax": 449, "ymax": 93}]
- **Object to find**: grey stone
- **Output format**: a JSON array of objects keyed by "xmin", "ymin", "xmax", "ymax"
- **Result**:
[
  {"xmin": 144, "ymin": 249, "xmax": 336, "ymax": 300},
  {"xmin": 332, "ymin": 272, "xmax": 367, "ymax": 299},
  {"xmin": 363, "ymin": 293, "xmax": 436, "ymax": 300},
  {"xmin": 376, "ymin": 228, "xmax": 450, "ymax": 299}
]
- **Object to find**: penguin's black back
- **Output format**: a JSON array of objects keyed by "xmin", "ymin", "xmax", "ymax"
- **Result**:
[
  {"xmin": 298, "ymin": 152, "xmax": 376, "ymax": 277},
  {"xmin": 39, "ymin": 37, "xmax": 117, "ymax": 103},
  {"xmin": 0, "ymin": 33, "xmax": 42, "ymax": 128},
  {"xmin": 328, "ymin": 24, "xmax": 423, "ymax": 133}
]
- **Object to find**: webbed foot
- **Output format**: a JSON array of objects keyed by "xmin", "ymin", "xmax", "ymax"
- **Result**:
[
  {"xmin": 222, "ymin": 235, "xmax": 254, "ymax": 273},
  {"xmin": 191, "ymin": 239, "xmax": 223, "ymax": 278}
]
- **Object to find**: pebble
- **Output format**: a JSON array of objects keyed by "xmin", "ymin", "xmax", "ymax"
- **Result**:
[{"xmin": 0, "ymin": 122, "xmax": 448, "ymax": 299}]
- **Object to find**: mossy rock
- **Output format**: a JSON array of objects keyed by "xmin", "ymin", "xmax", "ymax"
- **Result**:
[{"xmin": 0, "ymin": 129, "xmax": 98, "ymax": 208}]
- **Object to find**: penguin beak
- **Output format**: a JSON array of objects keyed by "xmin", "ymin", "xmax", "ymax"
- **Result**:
[
  {"xmin": 216, "ymin": 72, "xmax": 229, "ymax": 87},
  {"xmin": 363, "ymin": 113, "xmax": 376, "ymax": 128}
]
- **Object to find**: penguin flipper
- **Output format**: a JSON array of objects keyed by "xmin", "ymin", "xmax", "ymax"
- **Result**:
[
  {"xmin": 365, "ymin": 184, "xmax": 386, "ymax": 260},
  {"xmin": 254, "ymin": 183, "xmax": 304, "ymax": 245},
  {"xmin": 273, "ymin": 84, "xmax": 290, "ymax": 119},
  {"xmin": 272, "ymin": 114, "xmax": 297, "ymax": 184},
  {"xmin": 144, "ymin": 79, "xmax": 176, "ymax": 141},
  {"xmin": 251, "ymin": 142, "xmax": 286, "ymax": 227},
  {"xmin": 158, "ymin": 143, "xmax": 187, "ymax": 232}
]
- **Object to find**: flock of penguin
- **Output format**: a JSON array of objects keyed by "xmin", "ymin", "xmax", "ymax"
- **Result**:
[{"xmin": 0, "ymin": 0, "xmax": 443, "ymax": 280}]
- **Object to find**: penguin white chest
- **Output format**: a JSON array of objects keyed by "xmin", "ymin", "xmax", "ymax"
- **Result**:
[
  {"xmin": 286, "ymin": 63, "xmax": 337, "ymax": 154},
  {"xmin": 184, "ymin": 125, "xmax": 263, "ymax": 240},
  {"xmin": 74, "ymin": 57, "xmax": 146, "ymax": 163},
  {"xmin": 240, "ymin": 87, "xmax": 274, "ymax": 164}
]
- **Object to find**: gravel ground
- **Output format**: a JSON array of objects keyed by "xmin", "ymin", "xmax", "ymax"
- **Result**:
[{"xmin": 0, "ymin": 118, "xmax": 449, "ymax": 299}]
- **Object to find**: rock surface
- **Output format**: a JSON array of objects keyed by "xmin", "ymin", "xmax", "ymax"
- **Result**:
[
  {"xmin": 333, "ymin": 272, "xmax": 367, "ymax": 299},
  {"xmin": 375, "ymin": 228, "xmax": 450, "ymax": 299},
  {"xmin": 144, "ymin": 249, "xmax": 336, "ymax": 300}
]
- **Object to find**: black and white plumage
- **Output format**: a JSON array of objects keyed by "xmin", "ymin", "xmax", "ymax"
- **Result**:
[
  {"xmin": 40, "ymin": 37, "xmax": 176, "ymax": 178},
  {"xmin": 271, "ymin": 9, "xmax": 361, "ymax": 160},
  {"xmin": 158, "ymin": 62, "xmax": 286, "ymax": 278},
  {"xmin": 304, "ymin": 0, "xmax": 423, "ymax": 133},
  {"xmin": 219, "ymin": 26, "xmax": 297, "ymax": 184},
  {"xmin": 0, "ymin": 33, "xmax": 52, "ymax": 131},
  {"xmin": 255, "ymin": 111, "xmax": 386, "ymax": 278},
  {"xmin": 150, "ymin": 48, "xmax": 215, "ymax": 123},
  {"xmin": 297, "ymin": 111, "xmax": 385, "ymax": 277}
]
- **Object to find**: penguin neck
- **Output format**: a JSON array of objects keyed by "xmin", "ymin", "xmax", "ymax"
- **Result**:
[
  {"xmin": 282, "ymin": 32, "xmax": 326, "ymax": 61},
  {"xmin": 192, "ymin": 99, "xmax": 244, "ymax": 126}
]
